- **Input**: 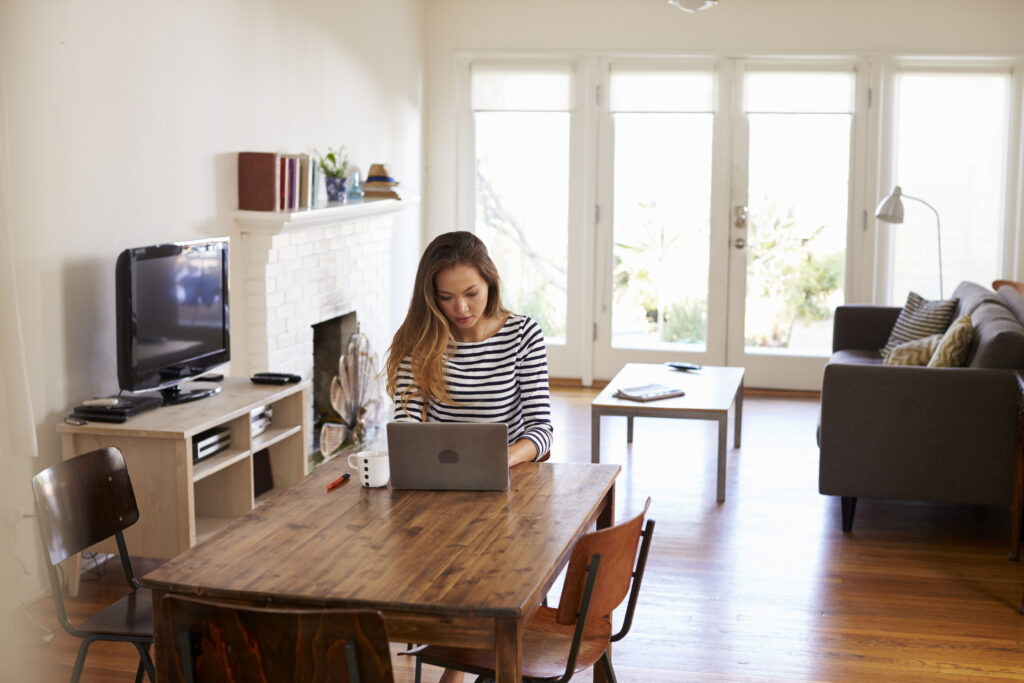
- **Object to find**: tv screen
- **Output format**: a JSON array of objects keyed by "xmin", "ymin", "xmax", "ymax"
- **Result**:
[{"xmin": 116, "ymin": 237, "xmax": 230, "ymax": 404}]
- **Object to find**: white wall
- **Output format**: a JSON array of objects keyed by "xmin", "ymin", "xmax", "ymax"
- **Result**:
[
  {"xmin": 423, "ymin": 0, "xmax": 1024, "ymax": 241},
  {"xmin": 0, "ymin": 0, "xmax": 423, "ymax": 670}
]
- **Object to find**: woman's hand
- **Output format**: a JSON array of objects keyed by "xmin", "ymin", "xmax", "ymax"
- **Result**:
[{"xmin": 508, "ymin": 438, "xmax": 539, "ymax": 467}]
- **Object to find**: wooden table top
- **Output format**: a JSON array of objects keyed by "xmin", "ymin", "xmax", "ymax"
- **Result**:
[
  {"xmin": 593, "ymin": 362, "xmax": 744, "ymax": 413},
  {"xmin": 143, "ymin": 459, "xmax": 620, "ymax": 620}
]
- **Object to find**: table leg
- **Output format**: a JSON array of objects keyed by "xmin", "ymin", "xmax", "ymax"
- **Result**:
[
  {"xmin": 716, "ymin": 414, "xmax": 727, "ymax": 502},
  {"xmin": 627, "ymin": 416, "xmax": 634, "ymax": 443},
  {"xmin": 65, "ymin": 555, "xmax": 83, "ymax": 598},
  {"xmin": 494, "ymin": 617, "xmax": 523, "ymax": 683},
  {"xmin": 591, "ymin": 411, "xmax": 601, "ymax": 464},
  {"xmin": 734, "ymin": 380, "xmax": 744, "ymax": 448},
  {"xmin": 594, "ymin": 485, "xmax": 616, "ymax": 683}
]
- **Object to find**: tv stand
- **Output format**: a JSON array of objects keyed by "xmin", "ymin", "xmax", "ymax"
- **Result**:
[
  {"xmin": 57, "ymin": 377, "xmax": 310, "ymax": 596},
  {"xmin": 159, "ymin": 382, "xmax": 221, "ymax": 405}
]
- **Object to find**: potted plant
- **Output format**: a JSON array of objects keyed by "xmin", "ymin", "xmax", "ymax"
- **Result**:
[{"xmin": 316, "ymin": 145, "xmax": 349, "ymax": 201}]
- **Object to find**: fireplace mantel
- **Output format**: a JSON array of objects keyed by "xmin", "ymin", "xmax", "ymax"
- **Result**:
[{"xmin": 234, "ymin": 195, "xmax": 420, "ymax": 234}]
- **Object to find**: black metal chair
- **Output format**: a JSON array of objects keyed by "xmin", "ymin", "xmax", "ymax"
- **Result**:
[
  {"xmin": 31, "ymin": 446, "xmax": 155, "ymax": 683},
  {"xmin": 159, "ymin": 595, "xmax": 395, "ymax": 682},
  {"xmin": 408, "ymin": 497, "xmax": 655, "ymax": 683}
]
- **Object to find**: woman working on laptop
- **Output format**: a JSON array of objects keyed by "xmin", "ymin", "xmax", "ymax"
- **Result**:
[{"xmin": 385, "ymin": 230, "xmax": 553, "ymax": 468}]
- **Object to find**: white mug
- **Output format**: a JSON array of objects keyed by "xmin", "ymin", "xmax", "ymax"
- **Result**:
[{"xmin": 348, "ymin": 450, "xmax": 390, "ymax": 488}]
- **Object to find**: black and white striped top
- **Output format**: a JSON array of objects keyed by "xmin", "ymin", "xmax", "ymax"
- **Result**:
[{"xmin": 392, "ymin": 314, "xmax": 554, "ymax": 457}]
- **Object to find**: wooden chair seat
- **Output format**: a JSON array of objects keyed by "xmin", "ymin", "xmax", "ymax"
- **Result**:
[
  {"xmin": 78, "ymin": 587, "xmax": 153, "ymax": 637},
  {"xmin": 411, "ymin": 498, "xmax": 654, "ymax": 683},
  {"xmin": 413, "ymin": 607, "xmax": 612, "ymax": 680}
]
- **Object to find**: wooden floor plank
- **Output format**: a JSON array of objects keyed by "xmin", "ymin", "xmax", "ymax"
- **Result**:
[{"xmin": 13, "ymin": 388, "xmax": 1024, "ymax": 681}]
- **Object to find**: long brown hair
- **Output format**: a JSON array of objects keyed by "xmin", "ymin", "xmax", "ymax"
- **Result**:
[{"xmin": 385, "ymin": 231, "xmax": 509, "ymax": 414}]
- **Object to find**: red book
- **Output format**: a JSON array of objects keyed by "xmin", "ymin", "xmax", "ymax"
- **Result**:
[{"xmin": 237, "ymin": 152, "xmax": 280, "ymax": 211}]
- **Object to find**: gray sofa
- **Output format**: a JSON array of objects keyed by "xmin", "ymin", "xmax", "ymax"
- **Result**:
[{"xmin": 818, "ymin": 281, "xmax": 1024, "ymax": 549}]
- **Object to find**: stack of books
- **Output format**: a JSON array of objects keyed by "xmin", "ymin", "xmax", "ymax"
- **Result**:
[
  {"xmin": 238, "ymin": 151, "xmax": 327, "ymax": 211},
  {"xmin": 362, "ymin": 163, "xmax": 404, "ymax": 200}
]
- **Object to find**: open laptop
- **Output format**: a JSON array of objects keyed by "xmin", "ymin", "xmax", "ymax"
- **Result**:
[{"xmin": 386, "ymin": 422, "xmax": 510, "ymax": 491}]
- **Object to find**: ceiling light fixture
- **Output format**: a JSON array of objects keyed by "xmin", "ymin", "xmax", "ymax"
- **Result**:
[{"xmin": 668, "ymin": 0, "xmax": 718, "ymax": 12}]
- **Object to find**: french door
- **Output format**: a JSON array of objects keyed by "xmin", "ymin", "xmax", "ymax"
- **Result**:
[
  {"xmin": 463, "ymin": 57, "xmax": 867, "ymax": 389},
  {"xmin": 594, "ymin": 59, "xmax": 864, "ymax": 389}
]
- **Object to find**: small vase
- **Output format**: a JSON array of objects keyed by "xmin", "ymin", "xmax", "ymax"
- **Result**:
[{"xmin": 325, "ymin": 176, "xmax": 348, "ymax": 202}]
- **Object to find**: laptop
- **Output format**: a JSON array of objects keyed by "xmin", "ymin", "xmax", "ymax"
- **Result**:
[{"xmin": 386, "ymin": 422, "xmax": 510, "ymax": 491}]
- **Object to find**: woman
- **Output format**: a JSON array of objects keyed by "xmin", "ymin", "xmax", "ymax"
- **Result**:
[{"xmin": 385, "ymin": 230, "xmax": 553, "ymax": 467}]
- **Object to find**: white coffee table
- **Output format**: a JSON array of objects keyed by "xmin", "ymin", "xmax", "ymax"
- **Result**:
[{"xmin": 591, "ymin": 363, "xmax": 744, "ymax": 502}]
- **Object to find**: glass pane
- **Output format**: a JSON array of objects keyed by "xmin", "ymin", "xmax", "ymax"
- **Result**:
[
  {"xmin": 890, "ymin": 72, "xmax": 1009, "ymax": 302},
  {"xmin": 474, "ymin": 111, "xmax": 569, "ymax": 342},
  {"xmin": 611, "ymin": 112, "xmax": 713, "ymax": 350},
  {"xmin": 610, "ymin": 70, "xmax": 714, "ymax": 112},
  {"xmin": 745, "ymin": 113, "xmax": 850, "ymax": 354}
]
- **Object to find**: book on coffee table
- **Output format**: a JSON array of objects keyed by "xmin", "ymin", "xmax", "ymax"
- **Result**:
[{"xmin": 612, "ymin": 383, "xmax": 685, "ymax": 402}]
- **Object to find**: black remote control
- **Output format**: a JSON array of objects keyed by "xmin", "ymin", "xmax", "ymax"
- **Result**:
[
  {"xmin": 665, "ymin": 362, "xmax": 702, "ymax": 372},
  {"xmin": 251, "ymin": 372, "xmax": 301, "ymax": 383},
  {"xmin": 251, "ymin": 375, "xmax": 290, "ymax": 385}
]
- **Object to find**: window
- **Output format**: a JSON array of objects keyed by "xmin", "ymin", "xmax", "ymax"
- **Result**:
[
  {"xmin": 608, "ymin": 68, "xmax": 715, "ymax": 350},
  {"xmin": 471, "ymin": 65, "xmax": 571, "ymax": 342},
  {"xmin": 889, "ymin": 70, "xmax": 1011, "ymax": 301}
]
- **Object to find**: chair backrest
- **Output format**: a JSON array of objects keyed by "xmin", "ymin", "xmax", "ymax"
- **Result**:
[
  {"xmin": 556, "ymin": 497, "xmax": 653, "ymax": 628},
  {"xmin": 159, "ymin": 595, "xmax": 395, "ymax": 683},
  {"xmin": 31, "ymin": 446, "xmax": 139, "ymax": 567}
]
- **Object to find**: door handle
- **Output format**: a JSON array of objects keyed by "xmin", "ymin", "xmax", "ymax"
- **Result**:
[
  {"xmin": 734, "ymin": 205, "xmax": 748, "ymax": 229},
  {"xmin": 734, "ymin": 237, "xmax": 746, "ymax": 249}
]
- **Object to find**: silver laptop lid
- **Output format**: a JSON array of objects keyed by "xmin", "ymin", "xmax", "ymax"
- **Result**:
[{"xmin": 386, "ymin": 422, "xmax": 510, "ymax": 491}]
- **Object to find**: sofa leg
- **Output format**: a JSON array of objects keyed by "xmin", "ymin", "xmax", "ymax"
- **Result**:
[{"xmin": 841, "ymin": 496, "xmax": 857, "ymax": 532}]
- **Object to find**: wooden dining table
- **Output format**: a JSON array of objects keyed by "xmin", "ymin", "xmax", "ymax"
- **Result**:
[{"xmin": 143, "ymin": 459, "xmax": 620, "ymax": 682}]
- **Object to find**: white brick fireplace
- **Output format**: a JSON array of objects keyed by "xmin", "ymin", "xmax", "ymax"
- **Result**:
[{"xmin": 234, "ymin": 199, "xmax": 419, "ymax": 382}]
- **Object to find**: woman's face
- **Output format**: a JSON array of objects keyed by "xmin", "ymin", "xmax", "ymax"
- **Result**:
[{"xmin": 434, "ymin": 264, "xmax": 490, "ymax": 340}]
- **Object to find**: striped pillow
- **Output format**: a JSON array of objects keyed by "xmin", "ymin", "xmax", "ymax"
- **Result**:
[{"xmin": 880, "ymin": 292, "xmax": 959, "ymax": 358}]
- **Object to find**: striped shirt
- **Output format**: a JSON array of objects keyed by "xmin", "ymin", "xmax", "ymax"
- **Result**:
[{"xmin": 392, "ymin": 314, "xmax": 554, "ymax": 457}]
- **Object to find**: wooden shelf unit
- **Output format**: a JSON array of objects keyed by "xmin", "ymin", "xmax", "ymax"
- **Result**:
[{"xmin": 58, "ymin": 377, "xmax": 310, "ymax": 591}]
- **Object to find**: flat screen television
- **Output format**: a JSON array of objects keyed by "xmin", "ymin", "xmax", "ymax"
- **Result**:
[{"xmin": 116, "ymin": 237, "xmax": 230, "ymax": 405}]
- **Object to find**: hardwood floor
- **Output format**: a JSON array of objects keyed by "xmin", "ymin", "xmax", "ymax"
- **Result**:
[{"xmin": 15, "ymin": 387, "xmax": 1024, "ymax": 681}]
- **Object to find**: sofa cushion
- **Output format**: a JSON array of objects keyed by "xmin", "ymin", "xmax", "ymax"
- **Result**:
[
  {"xmin": 883, "ymin": 334, "xmax": 941, "ymax": 366},
  {"xmin": 953, "ymin": 280, "xmax": 1003, "ymax": 317},
  {"xmin": 950, "ymin": 282, "xmax": 1024, "ymax": 368},
  {"xmin": 997, "ymin": 284, "xmax": 1024, "ymax": 325},
  {"xmin": 928, "ymin": 314, "xmax": 972, "ymax": 367},
  {"xmin": 880, "ymin": 291, "xmax": 958, "ymax": 357}
]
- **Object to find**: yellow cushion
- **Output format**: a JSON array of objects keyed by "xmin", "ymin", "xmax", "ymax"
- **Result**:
[
  {"xmin": 883, "ymin": 334, "xmax": 941, "ymax": 366},
  {"xmin": 927, "ymin": 314, "xmax": 972, "ymax": 367}
]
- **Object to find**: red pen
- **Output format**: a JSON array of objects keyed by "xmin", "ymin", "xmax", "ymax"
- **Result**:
[{"xmin": 327, "ymin": 472, "xmax": 351, "ymax": 491}]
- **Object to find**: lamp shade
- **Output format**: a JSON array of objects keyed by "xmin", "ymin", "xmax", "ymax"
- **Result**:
[{"xmin": 875, "ymin": 185, "xmax": 905, "ymax": 224}]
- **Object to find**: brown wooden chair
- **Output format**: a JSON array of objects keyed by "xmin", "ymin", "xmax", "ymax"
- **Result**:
[
  {"xmin": 31, "ymin": 446, "xmax": 155, "ymax": 683},
  {"xmin": 993, "ymin": 279, "xmax": 1024, "ymax": 296},
  {"xmin": 158, "ymin": 595, "xmax": 395, "ymax": 682},
  {"xmin": 409, "ymin": 497, "xmax": 654, "ymax": 683}
]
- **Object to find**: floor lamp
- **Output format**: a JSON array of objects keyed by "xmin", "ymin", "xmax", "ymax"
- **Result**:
[{"xmin": 875, "ymin": 185, "xmax": 944, "ymax": 299}]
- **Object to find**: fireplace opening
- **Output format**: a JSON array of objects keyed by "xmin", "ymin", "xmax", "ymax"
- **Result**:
[{"xmin": 312, "ymin": 312, "xmax": 359, "ymax": 451}]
